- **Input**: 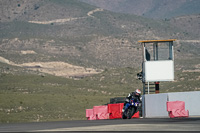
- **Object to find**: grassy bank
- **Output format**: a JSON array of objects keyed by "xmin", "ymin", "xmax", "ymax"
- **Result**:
[{"xmin": 0, "ymin": 63, "xmax": 199, "ymax": 123}]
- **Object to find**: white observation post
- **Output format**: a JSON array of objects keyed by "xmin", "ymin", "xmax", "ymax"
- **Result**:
[{"xmin": 138, "ymin": 39, "xmax": 176, "ymax": 95}]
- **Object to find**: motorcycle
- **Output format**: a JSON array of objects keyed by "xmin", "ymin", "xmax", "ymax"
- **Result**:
[{"xmin": 122, "ymin": 98, "xmax": 139, "ymax": 119}]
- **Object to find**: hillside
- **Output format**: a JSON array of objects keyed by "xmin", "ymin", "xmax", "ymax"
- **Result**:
[
  {"xmin": 0, "ymin": 0, "xmax": 199, "ymax": 85},
  {"xmin": 0, "ymin": 0, "xmax": 94, "ymax": 22},
  {"xmin": 170, "ymin": 14, "xmax": 200, "ymax": 38},
  {"xmin": 80, "ymin": 0, "xmax": 200, "ymax": 38},
  {"xmin": 0, "ymin": 0, "xmax": 199, "ymax": 123},
  {"xmin": 79, "ymin": 0, "xmax": 200, "ymax": 19},
  {"xmin": 0, "ymin": 62, "xmax": 199, "ymax": 123},
  {"xmin": 0, "ymin": 0, "xmax": 199, "ymax": 69}
]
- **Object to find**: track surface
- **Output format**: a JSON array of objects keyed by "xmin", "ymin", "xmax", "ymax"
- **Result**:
[{"xmin": 1, "ymin": 118, "xmax": 200, "ymax": 132}]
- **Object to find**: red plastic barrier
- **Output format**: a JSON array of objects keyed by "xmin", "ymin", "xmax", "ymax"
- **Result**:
[
  {"xmin": 108, "ymin": 103, "xmax": 124, "ymax": 119},
  {"xmin": 86, "ymin": 103, "xmax": 140, "ymax": 120},
  {"xmin": 132, "ymin": 111, "xmax": 140, "ymax": 118},
  {"xmin": 167, "ymin": 101, "xmax": 185, "ymax": 111},
  {"xmin": 108, "ymin": 103, "xmax": 140, "ymax": 119},
  {"xmin": 86, "ymin": 109, "xmax": 96, "ymax": 120},
  {"xmin": 93, "ymin": 105, "xmax": 109, "ymax": 120},
  {"xmin": 167, "ymin": 101, "xmax": 189, "ymax": 118}
]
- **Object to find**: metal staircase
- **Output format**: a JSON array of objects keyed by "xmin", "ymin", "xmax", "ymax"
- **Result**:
[
  {"xmin": 144, "ymin": 82, "xmax": 155, "ymax": 94},
  {"xmin": 143, "ymin": 82, "xmax": 160, "ymax": 95}
]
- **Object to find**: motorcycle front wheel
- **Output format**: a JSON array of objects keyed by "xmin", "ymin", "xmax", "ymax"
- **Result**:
[
  {"xmin": 122, "ymin": 111, "xmax": 127, "ymax": 119},
  {"xmin": 127, "ymin": 107, "xmax": 135, "ymax": 119}
]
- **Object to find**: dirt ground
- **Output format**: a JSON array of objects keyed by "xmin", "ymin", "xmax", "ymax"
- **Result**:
[{"xmin": 0, "ymin": 55, "xmax": 102, "ymax": 78}]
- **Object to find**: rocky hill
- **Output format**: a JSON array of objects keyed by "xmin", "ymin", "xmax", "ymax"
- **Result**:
[
  {"xmin": 0, "ymin": 0, "xmax": 93, "ymax": 22},
  {"xmin": 80, "ymin": 0, "xmax": 200, "ymax": 19},
  {"xmin": 169, "ymin": 14, "xmax": 200, "ymax": 38},
  {"xmin": 0, "ymin": 0, "xmax": 199, "ymax": 73},
  {"xmin": 80, "ymin": 0, "xmax": 200, "ymax": 38}
]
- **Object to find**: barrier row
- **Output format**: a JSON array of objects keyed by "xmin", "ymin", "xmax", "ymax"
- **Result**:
[
  {"xmin": 86, "ymin": 103, "xmax": 139, "ymax": 120},
  {"xmin": 86, "ymin": 101, "xmax": 189, "ymax": 119},
  {"xmin": 144, "ymin": 91, "xmax": 200, "ymax": 118}
]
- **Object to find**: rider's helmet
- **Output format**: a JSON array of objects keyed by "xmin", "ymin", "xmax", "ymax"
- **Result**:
[{"xmin": 135, "ymin": 89, "xmax": 141, "ymax": 96}]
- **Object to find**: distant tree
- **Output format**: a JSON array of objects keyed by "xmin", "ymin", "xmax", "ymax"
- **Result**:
[
  {"xmin": 34, "ymin": 4, "xmax": 40, "ymax": 10},
  {"xmin": 164, "ymin": 18, "xmax": 169, "ymax": 21}
]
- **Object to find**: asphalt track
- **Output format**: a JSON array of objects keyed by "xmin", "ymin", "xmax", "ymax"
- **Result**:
[{"xmin": 0, "ymin": 117, "xmax": 200, "ymax": 132}]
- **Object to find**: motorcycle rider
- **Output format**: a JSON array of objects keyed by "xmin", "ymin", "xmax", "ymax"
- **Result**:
[{"xmin": 122, "ymin": 89, "xmax": 142, "ymax": 112}]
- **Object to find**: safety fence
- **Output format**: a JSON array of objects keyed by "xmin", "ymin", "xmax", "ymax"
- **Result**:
[{"xmin": 86, "ymin": 103, "xmax": 139, "ymax": 120}]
